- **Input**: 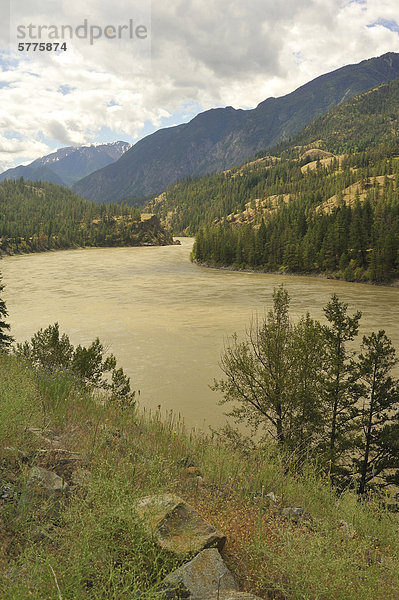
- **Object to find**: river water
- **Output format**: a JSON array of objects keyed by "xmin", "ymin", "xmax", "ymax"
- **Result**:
[{"xmin": 2, "ymin": 238, "xmax": 399, "ymax": 428}]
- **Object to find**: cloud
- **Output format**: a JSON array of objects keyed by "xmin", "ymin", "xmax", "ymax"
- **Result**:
[{"xmin": 0, "ymin": 0, "xmax": 399, "ymax": 170}]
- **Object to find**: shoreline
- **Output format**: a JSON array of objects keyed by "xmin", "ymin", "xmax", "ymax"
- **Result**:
[
  {"xmin": 192, "ymin": 259, "xmax": 399, "ymax": 288},
  {"xmin": 0, "ymin": 239, "xmax": 176, "ymax": 259}
]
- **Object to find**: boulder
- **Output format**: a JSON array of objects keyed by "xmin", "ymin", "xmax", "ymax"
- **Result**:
[
  {"xmin": 28, "ymin": 466, "xmax": 68, "ymax": 496},
  {"xmin": 156, "ymin": 580, "xmax": 191, "ymax": 599},
  {"xmin": 163, "ymin": 548, "xmax": 237, "ymax": 599},
  {"xmin": 137, "ymin": 494, "xmax": 226, "ymax": 556}
]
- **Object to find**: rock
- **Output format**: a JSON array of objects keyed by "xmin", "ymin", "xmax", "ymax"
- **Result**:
[
  {"xmin": 28, "ymin": 466, "xmax": 68, "ymax": 496},
  {"xmin": 179, "ymin": 456, "xmax": 196, "ymax": 468},
  {"xmin": 156, "ymin": 580, "xmax": 191, "ymax": 599},
  {"xmin": 0, "ymin": 483, "xmax": 14, "ymax": 504},
  {"xmin": 265, "ymin": 492, "xmax": 278, "ymax": 503},
  {"xmin": 44, "ymin": 449, "xmax": 84, "ymax": 480},
  {"xmin": 163, "ymin": 548, "xmax": 237, "ymax": 599},
  {"xmin": 71, "ymin": 468, "xmax": 91, "ymax": 490},
  {"xmin": 137, "ymin": 494, "xmax": 226, "ymax": 556},
  {"xmin": 281, "ymin": 506, "xmax": 305, "ymax": 521},
  {"xmin": 339, "ymin": 520, "xmax": 357, "ymax": 539}
]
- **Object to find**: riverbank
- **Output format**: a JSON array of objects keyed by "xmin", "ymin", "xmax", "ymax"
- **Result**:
[
  {"xmin": 192, "ymin": 259, "xmax": 399, "ymax": 288},
  {"xmin": 1, "ymin": 353, "xmax": 398, "ymax": 600}
]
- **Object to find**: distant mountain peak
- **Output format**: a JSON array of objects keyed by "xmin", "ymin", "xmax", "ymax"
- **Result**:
[{"xmin": 0, "ymin": 141, "xmax": 132, "ymax": 187}]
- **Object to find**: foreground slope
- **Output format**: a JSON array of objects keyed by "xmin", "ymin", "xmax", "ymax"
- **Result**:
[
  {"xmin": 72, "ymin": 53, "xmax": 399, "ymax": 203},
  {"xmin": 1, "ymin": 353, "xmax": 398, "ymax": 599}
]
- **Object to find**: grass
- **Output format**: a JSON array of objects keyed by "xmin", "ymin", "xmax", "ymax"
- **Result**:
[{"xmin": 0, "ymin": 353, "xmax": 398, "ymax": 600}]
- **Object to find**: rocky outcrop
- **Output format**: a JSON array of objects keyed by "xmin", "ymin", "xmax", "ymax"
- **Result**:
[
  {"xmin": 137, "ymin": 494, "xmax": 226, "ymax": 556},
  {"xmin": 163, "ymin": 548, "xmax": 237, "ymax": 599},
  {"xmin": 28, "ymin": 466, "xmax": 68, "ymax": 496}
]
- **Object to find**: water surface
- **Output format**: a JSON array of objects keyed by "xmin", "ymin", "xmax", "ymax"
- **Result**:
[{"xmin": 2, "ymin": 239, "xmax": 399, "ymax": 428}]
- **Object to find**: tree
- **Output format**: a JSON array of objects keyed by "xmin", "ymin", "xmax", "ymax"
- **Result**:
[
  {"xmin": 0, "ymin": 274, "xmax": 14, "ymax": 351},
  {"xmin": 322, "ymin": 295, "xmax": 362, "ymax": 476},
  {"xmin": 213, "ymin": 286, "xmax": 294, "ymax": 444},
  {"xmin": 16, "ymin": 322, "xmax": 73, "ymax": 370},
  {"xmin": 352, "ymin": 331, "xmax": 399, "ymax": 494},
  {"xmin": 288, "ymin": 313, "xmax": 328, "ymax": 456},
  {"xmin": 14, "ymin": 323, "xmax": 135, "ymax": 406},
  {"xmin": 213, "ymin": 287, "xmax": 327, "ymax": 451},
  {"xmin": 72, "ymin": 338, "xmax": 117, "ymax": 389}
]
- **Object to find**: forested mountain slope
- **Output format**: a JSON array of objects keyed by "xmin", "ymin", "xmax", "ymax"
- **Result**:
[
  {"xmin": 0, "ymin": 179, "xmax": 172, "ymax": 254},
  {"xmin": 146, "ymin": 78, "xmax": 399, "ymax": 283},
  {"xmin": 72, "ymin": 53, "xmax": 399, "ymax": 203}
]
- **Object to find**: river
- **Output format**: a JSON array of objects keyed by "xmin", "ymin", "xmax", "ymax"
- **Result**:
[{"xmin": 1, "ymin": 238, "xmax": 399, "ymax": 428}]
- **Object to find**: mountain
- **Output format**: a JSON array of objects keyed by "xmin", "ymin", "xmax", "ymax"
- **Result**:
[
  {"xmin": 72, "ymin": 52, "xmax": 399, "ymax": 204},
  {"xmin": 146, "ymin": 77, "xmax": 399, "ymax": 237},
  {"xmin": 0, "ymin": 179, "xmax": 172, "ymax": 254},
  {"xmin": 0, "ymin": 141, "xmax": 131, "ymax": 187},
  {"xmin": 281, "ymin": 77, "xmax": 399, "ymax": 154},
  {"xmin": 149, "ymin": 77, "xmax": 399, "ymax": 283}
]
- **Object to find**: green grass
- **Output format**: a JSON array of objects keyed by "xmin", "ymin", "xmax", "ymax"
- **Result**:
[{"xmin": 0, "ymin": 354, "xmax": 398, "ymax": 600}]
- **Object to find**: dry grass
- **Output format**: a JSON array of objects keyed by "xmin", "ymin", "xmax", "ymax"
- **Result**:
[{"xmin": 0, "ymin": 354, "xmax": 398, "ymax": 600}]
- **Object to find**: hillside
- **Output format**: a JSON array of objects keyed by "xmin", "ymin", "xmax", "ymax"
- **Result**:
[
  {"xmin": 281, "ymin": 78, "xmax": 399, "ymax": 155},
  {"xmin": 0, "ymin": 142, "xmax": 131, "ymax": 187},
  {"xmin": 143, "ymin": 78, "xmax": 399, "ymax": 283},
  {"xmin": 1, "ymin": 350, "xmax": 398, "ymax": 599},
  {"xmin": 72, "ymin": 53, "xmax": 399, "ymax": 204},
  {"xmin": 0, "ymin": 179, "xmax": 172, "ymax": 254}
]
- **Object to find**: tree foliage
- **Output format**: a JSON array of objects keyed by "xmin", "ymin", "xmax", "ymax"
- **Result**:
[
  {"xmin": 14, "ymin": 323, "xmax": 135, "ymax": 407},
  {"xmin": 352, "ymin": 331, "xmax": 399, "ymax": 493},
  {"xmin": 0, "ymin": 179, "xmax": 171, "ymax": 255},
  {"xmin": 0, "ymin": 274, "xmax": 13, "ymax": 351},
  {"xmin": 214, "ymin": 287, "xmax": 399, "ymax": 493}
]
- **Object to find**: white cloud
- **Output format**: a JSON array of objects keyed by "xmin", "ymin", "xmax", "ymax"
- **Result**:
[{"xmin": 0, "ymin": 0, "xmax": 398, "ymax": 170}]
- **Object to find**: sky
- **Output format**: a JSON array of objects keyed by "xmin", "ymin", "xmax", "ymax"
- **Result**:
[{"xmin": 0, "ymin": 0, "xmax": 399, "ymax": 172}]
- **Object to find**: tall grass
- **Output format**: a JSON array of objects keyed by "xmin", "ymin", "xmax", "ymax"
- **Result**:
[{"xmin": 0, "ymin": 355, "xmax": 398, "ymax": 600}]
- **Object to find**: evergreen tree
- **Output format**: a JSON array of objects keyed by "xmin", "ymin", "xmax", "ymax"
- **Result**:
[
  {"xmin": 352, "ymin": 331, "xmax": 399, "ymax": 494},
  {"xmin": 14, "ymin": 324, "xmax": 135, "ymax": 406},
  {"xmin": 0, "ymin": 275, "xmax": 13, "ymax": 351},
  {"xmin": 212, "ymin": 286, "xmax": 295, "ymax": 445},
  {"xmin": 322, "ymin": 295, "xmax": 362, "ymax": 478}
]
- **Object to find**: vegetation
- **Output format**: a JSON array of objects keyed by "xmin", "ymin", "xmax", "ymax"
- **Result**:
[
  {"xmin": 0, "ymin": 178, "xmax": 172, "ymax": 255},
  {"xmin": 214, "ymin": 287, "xmax": 399, "ymax": 493},
  {"xmin": 190, "ymin": 146, "xmax": 399, "ymax": 283},
  {"xmin": 14, "ymin": 322, "xmax": 135, "ymax": 408},
  {"xmin": 0, "ymin": 275, "xmax": 13, "ymax": 351},
  {"xmin": 280, "ymin": 78, "xmax": 399, "ymax": 155},
  {"xmin": 144, "ymin": 79, "xmax": 399, "ymax": 284},
  {"xmin": 1, "ymin": 352, "xmax": 398, "ymax": 600}
]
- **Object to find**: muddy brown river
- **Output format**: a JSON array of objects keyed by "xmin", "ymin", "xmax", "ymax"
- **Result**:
[{"xmin": 2, "ymin": 238, "xmax": 398, "ymax": 428}]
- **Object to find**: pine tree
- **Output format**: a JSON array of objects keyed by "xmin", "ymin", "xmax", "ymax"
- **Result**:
[
  {"xmin": 352, "ymin": 331, "xmax": 399, "ymax": 494},
  {"xmin": 0, "ymin": 275, "xmax": 13, "ymax": 351},
  {"xmin": 322, "ymin": 295, "xmax": 362, "ymax": 478},
  {"xmin": 212, "ymin": 286, "xmax": 295, "ymax": 445}
]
